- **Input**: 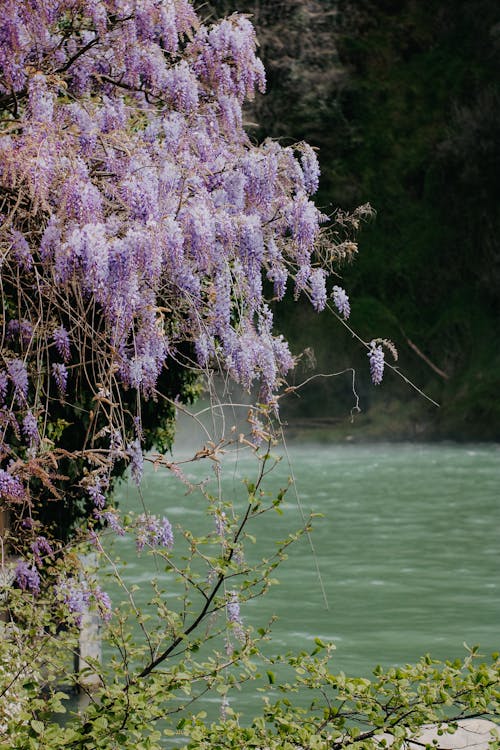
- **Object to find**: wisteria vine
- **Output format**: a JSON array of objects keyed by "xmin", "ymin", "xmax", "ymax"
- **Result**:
[{"xmin": 0, "ymin": 1, "xmax": 379, "ymax": 590}]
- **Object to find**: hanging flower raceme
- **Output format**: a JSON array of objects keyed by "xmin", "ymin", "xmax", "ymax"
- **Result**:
[
  {"xmin": 368, "ymin": 342, "xmax": 385, "ymax": 385},
  {"xmin": 136, "ymin": 514, "xmax": 174, "ymax": 552},
  {"xmin": 226, "ymin": 591, "xmax": 244, "ymax": 642},
  {"xmin": 14, "ymin": 561, "xmax": 41, "ymax": 596},
  {"xmin": 0, "ymin": 470, "xmax": 26, "ymax": 503},
  {"xmin": 56, "ymin": 578, "xmax": 112, "ymax": 626},
  {"xmin": 332, "ymin": 286, "xmax": 351, "ymax": 319}
]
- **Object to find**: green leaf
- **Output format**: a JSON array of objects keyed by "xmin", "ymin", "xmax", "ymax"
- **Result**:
[
  {"xmin": 30, "ymin": 720, "xmax": 45, "ymax": 735},
  {"xmin": 93, "ymin": 716, "xmax": 109, "ymax": 731}
]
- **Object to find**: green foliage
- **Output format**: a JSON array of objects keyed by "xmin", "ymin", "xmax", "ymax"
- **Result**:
[
  {"xmin": 182, "ymin": 648, "xmax": 499, "ymax": 749},
  {"xmin": 2, "ymin": 2, "xmax": 498, "ymax": 746},
  {"xmin": 1, "ymin": 442, "xmax": 499, "ymax": 748}
]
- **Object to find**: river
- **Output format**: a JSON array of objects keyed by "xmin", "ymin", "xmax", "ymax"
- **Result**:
[{"xmin": 107, "ymin": 440, "xmax": 499, "ymax": 722}]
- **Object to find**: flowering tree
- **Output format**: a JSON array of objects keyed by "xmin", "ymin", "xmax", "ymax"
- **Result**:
[
  {"xmin": 2, "ymin": 3, "xmax": 493, "ymax": 749},
  {"xmin": 0, "ymin": 0, "xmax": 359, "ymax": 727},
  {"xmin": 0, "ymin": 0, "xmax": 371, "ymax": 547}
]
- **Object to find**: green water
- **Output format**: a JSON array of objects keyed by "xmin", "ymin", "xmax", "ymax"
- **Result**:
[{"xmin": 110, "ymin": 441, "xmax": 499, "ymax": 718}]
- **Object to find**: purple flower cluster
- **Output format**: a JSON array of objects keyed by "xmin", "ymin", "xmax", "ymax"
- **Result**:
[
  {"xmin": 14, "ymin": 561, "xmax": 40, "ymax": 595},
  {"xmin": 56, "ymin": 578, "xmax": 112, "ymax": 626},
  {"xmin": 332, "ymin": 286, "xmax": 351, "ymax": 319},
  {"xmin": 0, "ymin": 372, "xmax": 8, "ymax": 403},
  {"xmin": 22, "ymin": 411, "xmax": 39, "ymax": 447},
  {"xmin": 214, "ymin": 510, "xmax": 227, "ymax": 537},
  {"xmin": 226, "ymin": 591, "xmax": 244, "ymax": 641},
  {"xmin": 136, "ymin": 514, "xmax": 174, "ymax": 552},
  {"xmin": 368, "ymin": 342, "xmax": 385, "ymax": 385},
  {"xmin": 0, "ymin": 469, "xmax": 26, "ymax": 503},
  {"xmin": 51, "ymin": 363, "xmax": 68, "ymax": 397},
  {"xmin": 9, "ymin": 229, "xmax": 33, "ymax": 270},
  {"xmin": 28, "ymin": 72, "xmax": 54, "ymax": 124},
  {"xmin": 57, "ymin": 580, "xmax": 91, "ymax": 625},
  {"xmin": 7, "ymin": 360, "xmax": 28, "ymax": 405},
  {"xmin": 52, "ymin": 326, "xmax": 71, "ymax": 362},
  {"xmin": 94, "ymin": 587, "xmax": 113, "ymax": 622},
  {"xmin": 100, "ymin": 510, "xmax": 125, "ymax": 536},
  {"xmin": 309, "ymin": 269, "xmax": 327, "ymax": 312},
  {"xmin": 87, "ymin": 476, "xmax": 107, "ymax": 510},
  {"xmin": 127, "ymin": 439, "xmax": 144, "ymax": 486},
  {"xmin": 30, "ymin": 535, "xmax": 53, "ymax": 565},
  {"xmin": 0, "ymin": 1, "xmax": 331, "ymax": 411},
  {"xmin": 300, "ymin": 144, "xmax": 320, "ymax": 195}
]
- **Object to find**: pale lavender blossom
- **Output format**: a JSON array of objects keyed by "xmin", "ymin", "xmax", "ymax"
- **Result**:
[
  {"xmin": 52, "ymin": 363, "xmax": 68, "ymax": 396},
  {"xmin": 220, "ymin": 695, "xmax": 230, "ymax": 720},
  {"xmin": 100, "ymin": 96, "xmax": 127, "ymax": 133},
  {"xmin": 226, "ymin": 591, "xmax": 244, "ymax": 640},
  {"xmin": 22, "ymin": 411, "xmax": 39, "ymax": 446},
  {"xmin": 94, "ymin": 586, "xmax": 112, "ymax": 622},
  {"xmin": 294, "ymin": 265, "xmax": 311, "ymax": 298},
  {"xmin": 271, "ymin": 334, "xmax": 294, "ymax": 376},
  {"xmin": 192, "ymin": 16, "xmax": 266, "ymax": 102},
  {"xmin": 80, "ymin": 223, "xmax": 110, "ymax": 292},
  {"xmin": 195, "ymin": 333, "xmax": 213, "ymax": 369},
  {"xmin": 100, "ymin": 510, "xmax": 125, "ymax": 536},
  {"xmin": 136, "ymin": 514, "xmax": 174, "ymax": 552},
  {"xmin": 368, "ymin": 342, "xmax": 385, "ymax": 385},
  {"xmin": 0, "ymin": 371, "xmax": 7, "ymax": 403},
  {"xmin": 300, "ymin": 143, "xmax": 320, "ymax": 195},
  {"xmin": 127, "ymin": 438, "xmax": 143, "ymax": 486},
  {"xmin": 7, "ymin": 359, "xmax": 28, "ymax": 404},
  {"xmin": 0, "ymin": 469, "xmax": 26, "ymax": 502},
  {"xmin": 68, "ymin": 102, "xmax": 97, "ymax": 156},
  {"xmin": 214, "ymin": 266, "xmax": 232, "ymax": 334},
  {"xmin": 87, "ymin": 477, "xmax": 106, "ymax": 510},
  {"xmin": 57, "ymin": 577, "xmax": 112, "ymax": 625},
  {"xmin": 309, "ymin": 268, "xmax": 327, "ymax": 312},
  {"xmin": 267, "ymin": 262, "xmax": 287, "ymax": 300},
  {"xmin": 164, "ymin": 60, "xmax": 199, "ymax": 112},
  {"xmin": 10, "ymin": 229, "xmax": 33, "ymax": 269},
  {"xmin": 218, "ymin": 93, "xmax": 243, "ymax": 136},
  {"xmin": 28, "ymin": 72, "xmax": 54, "ymax": 123},
  {"xmin": 31, "ymin": 536, "xmax": 53, "ymax": 565},
  {"xmin": 109, "ymin": 427, "xmax": 124, "ymax": 458},
  {"xmin": 332, "ymin": 286, "xmax": 351, "ymax": 319},
  {"xmin": 61, "ymin": 171, "xmax": 103, "ymax": 223},
  {"xmin": 57, "ymin": 579, "xmax": 91, "ymax": 626},
  {"xmin": 39, "ymin": 217, "xmax": 61, "ymax": 262},
  {"xmin": 241, "ymin": 150, "xmax": 277, "ymax": 206},
  {"xmin": 53, "ymin": 326, "xmax": 71, "ymax": 362},
  {"xmin": 214, "ymin": 510, "xmax": 227, "ymax": 537},
  {"xmin": 290, "ymin": 194, "xmax": 320, "ymax": 253},
  {"xmin": 15, "ymin": 561, "xmax": 40, "ymax": 595}
]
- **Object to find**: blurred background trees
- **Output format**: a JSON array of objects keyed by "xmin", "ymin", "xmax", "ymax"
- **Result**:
[{"xmin": 205, "ymin": 0, "xmax": 500, "ymax": 439}]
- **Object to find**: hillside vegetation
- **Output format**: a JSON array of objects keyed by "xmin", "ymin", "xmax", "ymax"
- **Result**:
[{"xmin": 208, "ymin": 0, "xmax": 500, "ymax": 439}]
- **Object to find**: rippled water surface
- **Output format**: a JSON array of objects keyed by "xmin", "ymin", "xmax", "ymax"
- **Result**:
[{"xmin": 111, "ymin": 442, "xmax": 499, "ymax": 717}]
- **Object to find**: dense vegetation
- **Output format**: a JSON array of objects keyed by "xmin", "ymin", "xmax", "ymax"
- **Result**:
[
  {"xmin": 208, "ymin": 0, "xmax": 500, "ymax": 439},
  {"xmin": 1, "ymin": 3, "xmax": 498, "ymax": 747}
]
